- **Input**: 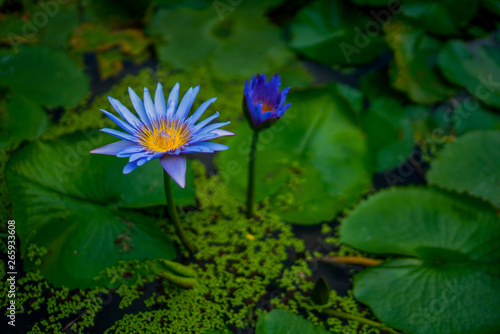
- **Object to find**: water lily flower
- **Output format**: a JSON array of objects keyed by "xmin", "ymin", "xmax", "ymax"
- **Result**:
[
  {"xmin": 243, "ymin": 73, "xmax": 291, "ymax": 130},
  {"xmin": 242, "ymin": 74, "xmax": 291, "ymax": 217},
  {"xmin": 91, "ymin": 83, "xmax": 234, "ymax": 188}
]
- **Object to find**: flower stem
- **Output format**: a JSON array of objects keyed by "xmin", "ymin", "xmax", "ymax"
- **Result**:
[
  {"xmin": 318, "ymin": 256, "xmax": 382, "ymax": 267},
  {"xmin": 322, "ymin": 309, "xmax": 400, "ymax": 334},
  {"xmin": 246, "ymin": 130, "xmax": 259, "ymax": 218},
  {"xmin": 163, "ymin": 170, "xmax": 196, "ymax": 253}
]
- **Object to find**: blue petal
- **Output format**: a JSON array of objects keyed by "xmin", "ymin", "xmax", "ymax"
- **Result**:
[
  {"xmin": 175, "ymin": 87, "xmax": 193, "ymax": 121},
  {"xmin": 191, "ymin": 112, "xmax": 219, "ymax": 133},
  {"xmin": 144, "ymin": 87, "xmax": 157, "ymax": 123},
  {"xmin": 147, "ymin": 152, "xmax": 164, "ymax": 161},
  {"xmin": 160, "ymin": 155, "xmax": 187, "ymax": 188},
  {"xmin": 166, "ymin": 82, "xmax": 180, "ymax": 120},
  {"xmin": 129, "ymin": 87, "xmax": 151, "ymax": 128},
  {"xmin": 190, "ymin": 132, "xmax": 217, "ymax": 144},
  {"xmin": 154, "ymin": 83, "xmax": 167, "ymax": 117},
  {"xmin": 181, "ymin": 146, "xmax": 214, "ymax": 154},
  {"xmin": 100, "ymin": 109, "xmax": 137, "ymax": 135},
  {"xmin": 189, "ymin": 142, "xmax": 229, "ymax": 152},
  {"xmin": 186, "ymin": 97, "xmax": 217, "ymax": 126},
  {"xmin": 101, "ymin": 128, "xmax": 137, "ymax": 142},
  {"xmin": 193, "ymin": 121, "xmax": 230, "ymax": 137},
  {"xmin": 90, "ymin": 140, "xmax": 135, "ymax": 155},
  {"xmin": 129, "ymin": 152, "xmax": 149, "ymax": 162},
  {"xmin": 208, "ymin": 129, "xmax": 235, "ymax": 139},
  {"xmin": 117, "ymin": 145, "xmax": 145, "ymax": 158},
  {"xmin": 108, "ymin": 97, "xmax": 143, "ymax": 130},
  {"xmin": 123, "ymin": 161, "xmax": 140, "ymax": 174},
  {"xmin": 137, "ymin": 157, "xmax": 149, "ymax": 166}
]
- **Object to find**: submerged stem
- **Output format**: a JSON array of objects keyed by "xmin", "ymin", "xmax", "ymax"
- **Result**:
[
  {"xmin": 163, "ymin": 170, "xmax": 196, "ymax": 253},
  {"xmin": 322, "ymin": 309, "xmax": 399, "ymax": 334},
  {"xmin": 246, "ymin": 130, "xmax": 259, "ymax": 218}
]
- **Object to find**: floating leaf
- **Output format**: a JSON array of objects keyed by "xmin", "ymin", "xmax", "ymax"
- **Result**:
[
  {"xmin": 400, "ymin": 0, "xmax": 478, "ymax": 35},
  {"xmin": 361, "ymin": 97, "xmax": 414, "ymax": 171},
  {"xmin": 148, "ymin": 6, "xmax": 293, "ymax": 79},
  {"xmin": 6, "ymin": 132, "xmax": 195, "ymax": 288},
  {"xmin": 453, "ymin": 104, "xmax": 500, "ymax": 135},
  {"xmin": 481, "ymin": 0, "xmax": 500, "ymax": 15},
  {"xmin": 0, "ymin": 94, "xmax": 48, "ymax": 147},
  {"xmin": 218, "ymin": 86, "xmax": 371, "ymax": 224},
  {"xmin": 385, "ymin": 21, "xmax": 456, "ymax": 104},
  {"xmin": 438, "ymin": 39, "xmax": 500, "ymax": 109},
  {"xmin": 341, "ymin": 187, "xmax": 500, "ymax": 334},
  {"xmin": 256, "ymin": 309, "xmax": 331, "ymax": 334},
  {"xmin": 0, "ymin": 46, "xmax": 89, "ymax": 107},
  {"xmin": 311, "ymin": 277, "xmax": 330, "ymax": 305},
  {"xmin": 289, "ymin": 0, "xmax": 386, "ymax": 66},
  {"xmin": 428, "ymin": 130, "xmax": 500, "ymax": 208}
]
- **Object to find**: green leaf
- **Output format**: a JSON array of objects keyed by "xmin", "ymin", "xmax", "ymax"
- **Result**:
[
  {"xmin": 361, "ymin": 97, "xmax": 414, "ymax": 171},
  {"xmin": 400, "ymin": 0, "xmax": 478, "ymax": 35},
  {"xmin": 218, "ymin": 86, "xmax": 371, "ymax": 224},
  {"xmin": 256, "ymin": 309, "xmax": 331, "ymax": 334},
  {"xmin": 0, "ymin": 46, "xmax": 89, "ymax": 107},
  {"xmin": 289, "ymin": 0, "xmax": 386, "ymax": 66},
  {"xmin": 0, "ymin": 94, "xmax": 48, "ymax": 148},
  {"xmin": 438, "ymin": 39, "xmax": 500, "ymax": 109},
  {"xmin": 148, "ymin": 6, "xmax": 293, "ymax": 79},
  {"xmin": 385, "ymin": 21, "xmax": 456, "ymax": 104},
  {"xmin": 6, "ymin": 132, "xmax": 195, "ymax": 288},
  {"xmin": 481, "ymin": 0, "xmax": 500, "ymax": 15},
  {"xmin": 428, "ymin": 130, "xmax": 500, "ymax": 208},
  {"xmin": 311, "ymin": 277, "xmax": 330, "ymax": 306},
  {"xmin": 453, "ymin": 104, "xmax": 500, "ymax": 135},
  {"xmin": 341, "ymin": 187, "xmax": 500, "ymax": 334}
]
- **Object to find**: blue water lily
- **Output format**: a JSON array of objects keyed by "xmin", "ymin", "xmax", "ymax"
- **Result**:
[
  {"xmin": 243, "ymin": 74, "xmax": 291, "ymax": 129},
  {"xmin": 91, "ymin": 83, "xmax": 234, "ymax": 188}
]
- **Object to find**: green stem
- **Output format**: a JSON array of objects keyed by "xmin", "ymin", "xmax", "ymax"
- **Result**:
[
  {"xmin": 163, "ymin": 171, "xmax": 196, "ymax": 253},
  {"xmin": 246, "ymin": 130, "xmax": 259, "ymax": 218},
  {"xmin": 322, "ymin": 309, "xmax": 400, "ymax": 334}
]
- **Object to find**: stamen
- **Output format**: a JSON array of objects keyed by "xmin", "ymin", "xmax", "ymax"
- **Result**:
[{"xmin": 138, "ymin": 119, "xmax": 191, "ymax": 153}]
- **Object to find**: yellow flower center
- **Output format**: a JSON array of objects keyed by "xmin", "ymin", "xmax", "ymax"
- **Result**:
[{"xmin": 138, "ymin": 119, "xmax": 191, "ymax": 153}]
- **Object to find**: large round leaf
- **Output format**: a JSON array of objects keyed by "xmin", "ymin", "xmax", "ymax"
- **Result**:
[
  {"xmin": 0, "ymin": 46, "xmax": 89, "ymax": 107},
  {"xmin": 0, "ymin": 94, "xmax": 48, "ymax": 148},
  {"xmin": 361, "ymin": 97, "xmax": 414, "ymax": 172},
  {"xmin": 400, "ymin": 0, "xmax": 478, "ymax": 35},
  {"xmin": 289, "ymin": 0, "xmax": 386, "ymax": 66},
  {"xmin": 385, "ymin": 22, "xmax": 456, "ymax": 104},
  {"xmin": 218, "ymin": 86, "xmax": 371, "ymax": 224},
  {"xmin": 341, "ymin": 187, "xmax": 500, "ymax": 334},
  {"xmin": 428, "ymin": 130, "xmax": 500, "ymax": 208},
  {"xmin": 438, "ymin": 39, "xmax": 500, "ymax": 109},
  {"xmin": 148, "ymin": 6, "xmax": 292, "ymax": 79},
  {"xmin": 6, "ymin": 132, "xmax": 195, "ymax": 288},
  {"xmin": 256, "ymin": 309, "xmax": 330, "ymax": 334}
]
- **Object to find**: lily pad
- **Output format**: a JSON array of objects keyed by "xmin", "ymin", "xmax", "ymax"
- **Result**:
[
  {"xmin": 6, "ymin": 132, "xmax": 195, "ymax": 288},
  {"xmin": 0, "ymin": 46, "xmax": 89, "ymax": 107},
  {"xmin": 148, "ymin": 6, "xmax": 293, "ymax": 79},
  {"xmin": 289, "ymin": 0, "xmax": 386, "ymax": 66},
  {"xmin": 341, "ymin": 187, "xmax": 500, "ymax": 334},
  {"xmin": 0, "ymin": 94, "xmax": 48, "ymax": 148},
  {"xmin": 428, "ymin": 130, "xmax": 500, "ymax": 208},
  {"xmin": 400, "ymin": 0, "xmax": 478, "ymax": 35},
  {"xmin": 361, "ymin": 97, "xmax": 414, "ymax": 172},
  {"xmin": 481, "ymin": 0, "xmax": 500, "ymax": 15},
  {"xmin": 218, "ymin": 86, "xmax": 371, "ymax": 224},
  {"xmin": 384, "ymin": 21, "xmax": 456, "ymax": 104},
  {"xmin": 256, "ymin": 309, "xmax": 330, "ymax": 334},
  {"xmin": 453, "ymin": 104, "xmax": 500, "ymax": 135},
  {"xmin": 438, "ymin": 39, "xmax": 500, "ymax": 109}
]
